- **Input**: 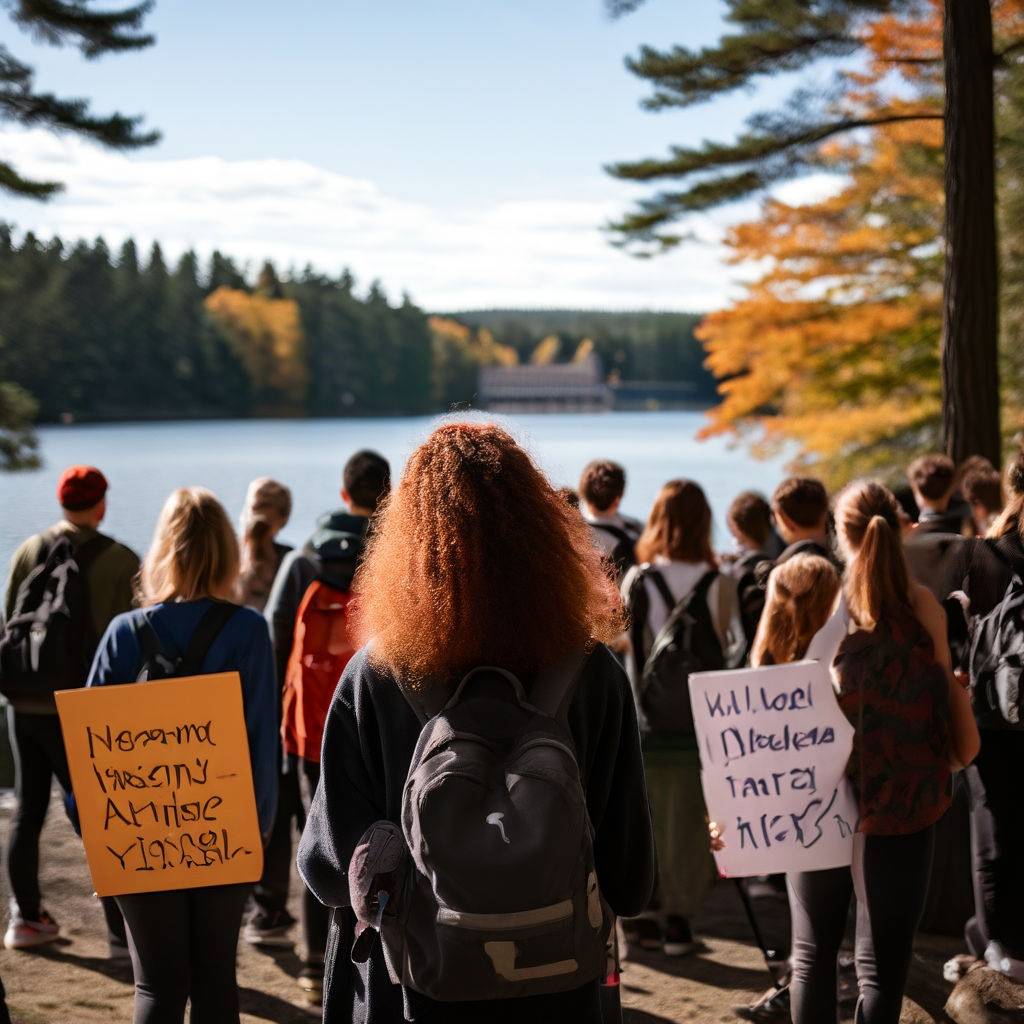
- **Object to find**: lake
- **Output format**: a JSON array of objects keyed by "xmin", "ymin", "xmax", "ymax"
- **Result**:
[{"xmin": 1, "ymin": 412, "xmax": 788, "ymax": 572}]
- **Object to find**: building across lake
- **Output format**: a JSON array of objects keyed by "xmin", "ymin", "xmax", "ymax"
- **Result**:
[{"xmin": 478, "ymin": 355, "xmax": 699, "ymax": 412}]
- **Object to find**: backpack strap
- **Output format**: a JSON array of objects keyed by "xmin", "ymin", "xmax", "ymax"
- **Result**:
[
  {"xmin": 529, "ymin": 647, "xmax": 589, "ymax": 721},
  {"xmin": 180, "ymin": 601, "xmax": 240, "ymax": 676},
  {"xmin": 136, "ymin": 614, "xmax": 174, "ymax": 675},
  {"xmin": 591, "ymin": 522, "xmax": 633, "ymax": 547},
  {"xmin": 646, "ymin": 568, "xmax": 677, "ymax": 613}
]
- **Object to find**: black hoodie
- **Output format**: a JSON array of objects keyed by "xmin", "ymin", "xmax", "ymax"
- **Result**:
[
  {"xmin": 297, "ymin": 643, "xmax": 656, "ymax": 1024},
  {"xmin": 264, "ymin": 510, "xmax": 368, "ymax": 689}
]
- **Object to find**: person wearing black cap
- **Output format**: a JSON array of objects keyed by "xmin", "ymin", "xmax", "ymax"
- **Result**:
[{"xmin": 1, "ymin": 465, "xmax": 138, "ymax": 954}]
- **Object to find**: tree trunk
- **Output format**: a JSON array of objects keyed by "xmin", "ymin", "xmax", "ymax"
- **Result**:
[{"xmin": 942, "ymin": 0, "xmax": 1001, "ymax": 467}]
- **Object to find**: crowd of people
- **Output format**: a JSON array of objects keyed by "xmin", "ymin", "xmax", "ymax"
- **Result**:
[{"xmin": 0, "ymin": 425, "xmax": 1022, "ymax": 1024}]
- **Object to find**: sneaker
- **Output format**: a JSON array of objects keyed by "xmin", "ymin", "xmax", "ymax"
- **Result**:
[
  {"xmin": 734, "ymin": 982, "xmax": 791, "ymax": 1021},
  {"xmin": 838, "ymin": 955, "xmax": 858, "ymax": 1004},
  {"xmin": 984, "ymin": 941, "xmax": 1024, "ymax": 983},
  {"xmin": 242, "ymin": 908, "xmax": 295, "ymax": 948},
  {"xmin": 4, "ymin": 910, "xmax": 60, "ymax": 950},
  {"xmin": 621, "ymin": 918, "xmax": 663, "ymax": 951},
  {"xmin": 663, "ymin": 915, "xmax": 697, "ymax": 957},
  {"xmin": 944, "ymin": 953, "xmax": 981, "ymax": 983}
]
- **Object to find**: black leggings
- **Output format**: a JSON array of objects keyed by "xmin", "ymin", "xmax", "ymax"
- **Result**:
[
  {"xmin": 116, "ymin": 883, "xmax": 250, "ymax": 1024},
  {"xmin": 788, "ymin": 826, "xmax": 934, "ymax": 1024},
  {"xmin": 966, "ymin": 730, "xmax": 1024, "ymax": 959},
  {"xmin": 6, "ymin": 708, "xmax": 124, "ymax": 943}
]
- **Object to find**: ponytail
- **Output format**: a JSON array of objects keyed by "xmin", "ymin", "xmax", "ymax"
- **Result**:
[
  {"xmin": 989, "ymin": 447, "xmax": 1024, "ymax": 542},
  {"xmin": 836, "ymin": 481, "xmax": 912, "ymax": 630},
  {"xmin": 236, "ymin": 515, "xmax": 278, "ymax": 608}
]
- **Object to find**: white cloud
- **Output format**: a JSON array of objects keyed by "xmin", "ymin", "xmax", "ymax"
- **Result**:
[{"xmin": 0, "ymin": 129, "xmax": 842, "ymax": 311}]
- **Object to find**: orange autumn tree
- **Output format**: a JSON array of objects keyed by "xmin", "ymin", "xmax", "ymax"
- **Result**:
[
  {"xmin": 698, "ymin": 1, "xmax": 1024, "ymax": 485},
  {"xmin": 204, "ymin": 287, "xmax": 307, "ymax": 415},
  {"xmin": 428, "ymin": 315, "xmax": 518, "ymax": 409}
]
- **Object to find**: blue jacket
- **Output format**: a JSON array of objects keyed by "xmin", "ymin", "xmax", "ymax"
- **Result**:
[{"xmin": 87, "ymin": 599, "xmax": 279, "ymax": 836}]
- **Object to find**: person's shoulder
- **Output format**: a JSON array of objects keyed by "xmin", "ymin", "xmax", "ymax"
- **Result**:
[
  {"xmin": 620, "ymin": 513, "xmax": 644, "ymax": 535},
  {"xmin": 910, "ymin": 582, "xmax": 945, "ymax": 626},
  {"xmin": 98, "ymin": 533, "xmax": 140, "ymax": 568},
  {"xmin": 9, "ymin": 532, "xmax": 43, "ymax": 567},
  {"xmin": 575, "ymin": 643, "xmax": 629, "ymax": 702},
  {"xmin": 229, "ymin": 603, "xmax": 272, "ymax": 636},
  {"xmin": 336, "ymin": 646, "xmax": 405, "ymax": 719},
  {"xmin": 102, "ymin": 605, "xmax": 148, "ymax": 640}
]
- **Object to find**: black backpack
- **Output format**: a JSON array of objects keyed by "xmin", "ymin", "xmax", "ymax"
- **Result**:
[
  {"xmin": 637, "ymin": 569, "xmax": 728, "ymax": 735},
  {"xmin": 591, "ymin": 523, "xmax": 637, "ymax": 581},
  {"xmin": 969, "ymin": 575, "xmax": 1024, "ymax": 730},
  {"xmin": 350, "ymin": 651, "xmax": 610, "ymax": 1002},
  {"xmin": 135, "ymin": 601, "xmax": 240, "ymax": 682},
  {"xmin": 0, "ymin": 533, "xmax": 113, "ymax": 707}
]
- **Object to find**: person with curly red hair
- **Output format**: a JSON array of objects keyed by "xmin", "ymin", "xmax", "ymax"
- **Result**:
[{"xmin": 298, "ymin": 421, "xmax": 656, "ymax": 1024}]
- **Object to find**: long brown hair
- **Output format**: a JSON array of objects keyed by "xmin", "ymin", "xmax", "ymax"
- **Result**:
[
  {"xmin": 835, "ymin": 480, "xmax": 912, "ymax": 630},
  {"xmin": 635, "ymin": 479, "xmax": 715, "ymax": 565},
  {"xmin": 353, "ymin": 422, "xmax": 623, "ymax": 682},
  {"xmin": 751, "ymin": 555, "xmax": 840, "ymax": 666},
  {"xmin": 140, "ymin": 487, "xmax": 239, "ymax": 606},
  {"xmin": 989, "ymin": 447, "xmax": 1024, "ymax": 543}
]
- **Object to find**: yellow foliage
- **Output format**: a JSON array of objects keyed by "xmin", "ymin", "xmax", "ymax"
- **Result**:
[
  {"xmin": 204, "ymin": 287, "xmax": 307, "ymax": 413},
  {"xmin": 572, "ymin": 338, "xmax": 595, "ymax": 363},
  {"xmin": 530, "ymin": 335, "xmax": 561, "ymax": 365}
]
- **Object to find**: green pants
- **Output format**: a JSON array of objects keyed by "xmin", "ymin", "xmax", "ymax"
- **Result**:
[{"xmin": 644, "ymin": 746, "xmax": 716, "ymax": 920}]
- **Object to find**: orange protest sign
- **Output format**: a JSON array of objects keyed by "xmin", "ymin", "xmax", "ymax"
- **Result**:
[{"xmin": 55, "ymin": 672, "xmax": 264, "ymax": 897}]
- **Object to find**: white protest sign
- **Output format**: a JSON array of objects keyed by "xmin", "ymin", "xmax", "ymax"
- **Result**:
[{"xmin": 689, "ymin": 660, "xmax": 858, "ymax": 877}]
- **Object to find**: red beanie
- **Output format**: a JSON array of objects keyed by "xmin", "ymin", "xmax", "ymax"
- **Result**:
[{"xmin": 57, "ymin": 466, "xmax": 108, "ymax": 512}]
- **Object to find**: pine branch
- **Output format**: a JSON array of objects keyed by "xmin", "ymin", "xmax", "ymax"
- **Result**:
[
  {"xmin": 0, "ymin": 45, "xmax": 159, "ymax": 148},
  {"xmin": 628, "ymin": 32, "xmax": 858, "ymax": 111},
  {"xmin": 616, "ymin": 1, "xmax": 897, "ymax": 109},
  {"xmin": 7, "ymin": 0, "xmax": 155, "ymax": 58},
  {"xmin": 609, "ymin": 111, "xmax": 941, "ymax": 183},
  {"xmin": 0, "ymin": 158, "xmax": 61, "ymax": 196}
]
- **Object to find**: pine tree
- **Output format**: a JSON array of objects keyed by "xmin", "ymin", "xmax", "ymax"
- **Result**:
[
  {"xmin": 1, "ymin": 0, "xmax": 159, "ymax": 198},
  {"xmin": 608, "ymin": 0, "xmax": 1024, "ymax": 466}
]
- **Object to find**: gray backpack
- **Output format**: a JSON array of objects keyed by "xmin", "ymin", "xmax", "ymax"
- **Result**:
[{"xmin": 350, "ymin": 650, "xmax": 610, "ymax": 1002}]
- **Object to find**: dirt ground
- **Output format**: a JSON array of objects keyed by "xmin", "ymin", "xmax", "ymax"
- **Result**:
[{"xmin": 0, "ymin": 790, "xmax": 963, "ymax": 1024}]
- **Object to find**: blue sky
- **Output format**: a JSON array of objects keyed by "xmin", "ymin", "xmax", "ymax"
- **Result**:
[{"xmin": 4, "ymin": 0, "xmax": 825, "ymax": 310}]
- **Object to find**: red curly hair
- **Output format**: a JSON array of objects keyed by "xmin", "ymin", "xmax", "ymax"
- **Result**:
[{"xmin": 353, "ymin": 422, "xmax": 623, "ymax": 682}]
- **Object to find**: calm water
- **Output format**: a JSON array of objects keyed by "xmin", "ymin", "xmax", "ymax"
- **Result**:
[{"xmin": 1, "ymin": 412, "xmax": 788, "ymax": 571}]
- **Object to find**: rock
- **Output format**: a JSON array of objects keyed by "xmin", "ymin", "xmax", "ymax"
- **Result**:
[{"xmin": 945, "ymin": 966, "xmax": 1024, "ymax": 1023}]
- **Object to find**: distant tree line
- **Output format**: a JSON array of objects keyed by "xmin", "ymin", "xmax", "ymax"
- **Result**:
[{"xmin": 0, "ymin": 229, "xmax": 711, "ymax": 427}]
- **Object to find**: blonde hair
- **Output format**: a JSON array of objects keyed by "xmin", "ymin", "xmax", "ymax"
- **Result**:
[
  {"xmin": 241, "ymin": 477, "xmax": 292, "ymax": 532},
  {"xmin": 140, "ymin": 487, "xmax": 240, "ymax": 605},
  {"xmin": 835, "ymin": 480, "xmax": 912, "ymax": 631},
  {"xmin": 751, "ymin": 554, "xmax": 841, "ymax": 667}
]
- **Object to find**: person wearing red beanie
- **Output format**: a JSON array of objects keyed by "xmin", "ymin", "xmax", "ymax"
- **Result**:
[{"xmin": 2, "ymin": 466, "xmax": 139, "ymax": 955}]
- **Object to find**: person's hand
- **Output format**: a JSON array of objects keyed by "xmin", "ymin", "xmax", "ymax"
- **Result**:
[
  {"xmin": 708, "ymin": 819, "xmax": 725, "ymax": 852},
  {"xmin": 954, "ymin": 670, "xmax": 971, "ymax": 691}
]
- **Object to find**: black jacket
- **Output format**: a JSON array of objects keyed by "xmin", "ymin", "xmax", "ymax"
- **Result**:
[
  {"xmin": 297, "ymin": 644, "xmax": 656, "ymax": 1024},
  {"xmin": 904, "ymin": 532, "xmax": 1013, "ymax": 618},
  {"xmin": 264, "ymin": 510, "xmax": 367, "ymax": 687}
]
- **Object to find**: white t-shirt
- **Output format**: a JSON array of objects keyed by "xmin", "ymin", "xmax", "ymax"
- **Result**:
[
  {"xmin": 804, "ymin": 593, "xmax": 851, "ymax": 680},
  {"xmin": 620, "ymin": 557, "xmax": 745, "ymax": 686}
]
